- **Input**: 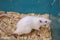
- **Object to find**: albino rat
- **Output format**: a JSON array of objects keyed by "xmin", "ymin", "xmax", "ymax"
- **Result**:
[
  {"xmin": 13, "ymin": 16, "xmax": 51, "ymax": 35},
  {"xmin": 0, "ymin": 15, "xmax": 51, "ymax": 36}
]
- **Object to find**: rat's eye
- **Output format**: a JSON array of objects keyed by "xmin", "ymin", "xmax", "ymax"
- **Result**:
[
  {"xmin": 39, "ymin": 20, "xmax": 42, "ymax": 23},
  {"xmin": 45, "ymin": 21, "xmax": 47, "ymax": 23}
]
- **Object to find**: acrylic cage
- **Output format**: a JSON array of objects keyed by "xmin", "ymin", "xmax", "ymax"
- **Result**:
[{"xmin": 0, "ymin": 0, "xmax": 59, "ymax": 40}]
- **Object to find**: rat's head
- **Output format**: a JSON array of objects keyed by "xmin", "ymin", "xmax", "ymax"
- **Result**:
[{"xmin": 37, "ymin": 17, "xmax": 51, "ymax": 26}]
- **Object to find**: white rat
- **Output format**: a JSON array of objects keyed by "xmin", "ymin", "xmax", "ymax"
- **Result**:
[{"xmin": 13, "ymin": 16, "xmax": 51, "ymax": 35}]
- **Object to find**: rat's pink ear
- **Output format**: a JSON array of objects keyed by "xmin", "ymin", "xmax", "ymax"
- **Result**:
[{"xmin": 37, "ymin": 19, "xmax": 42, "ymax": 23}]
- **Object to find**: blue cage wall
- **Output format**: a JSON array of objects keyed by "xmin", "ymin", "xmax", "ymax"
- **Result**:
[
  {"xmin": 0, "ymin": 0, "xmax": 59, "ymax": 40},
  {"xmin": 0, "ymin": 0, "xmax": 59, "ymax": 15}
]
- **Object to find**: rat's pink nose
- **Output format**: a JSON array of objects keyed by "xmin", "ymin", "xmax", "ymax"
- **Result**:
[{"xmin": 48, "ymin": 21, "xmax": 51, "ymax": 24}]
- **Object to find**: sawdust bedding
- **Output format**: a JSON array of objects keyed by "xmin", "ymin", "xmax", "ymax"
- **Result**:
[{"xmin": 0, "ymin": 11, "xmax": 52, "ymax": 40}]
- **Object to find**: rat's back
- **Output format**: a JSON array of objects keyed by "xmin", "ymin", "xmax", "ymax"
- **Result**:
[{"xmin": 16, "ymin": 16, "xmax": 36, "ymax": 28}]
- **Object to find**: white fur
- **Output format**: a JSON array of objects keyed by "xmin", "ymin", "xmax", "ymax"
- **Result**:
[{"xmin": 14, "ymin": 16, "xmax": 51, "ymax": 35}]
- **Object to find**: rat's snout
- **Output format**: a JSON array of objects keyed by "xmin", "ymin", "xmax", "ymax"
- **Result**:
[
  {"xmin": 44, "ymin": 20, "xmax": 51, "ymax": 26},
  {"xmin": 45, "ymin": 20, "xmax": 51, "ymax": 25},
  {"xmin": 47, "ymin": 20, "xmax": 51, "ymax": 24}
]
